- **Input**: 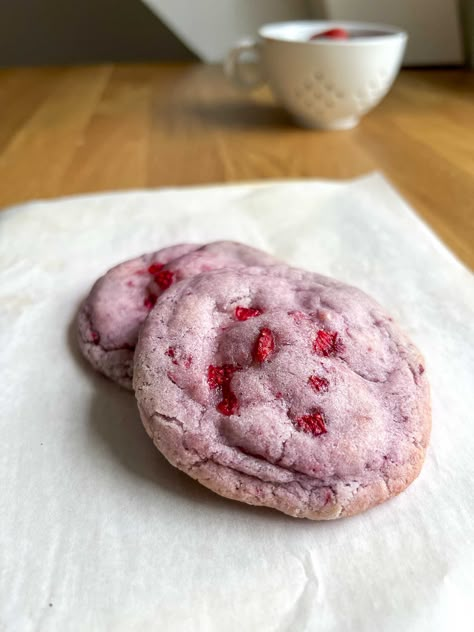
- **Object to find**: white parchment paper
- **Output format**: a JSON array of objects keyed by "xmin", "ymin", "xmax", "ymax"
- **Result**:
[{"xmin": 1, "ymin": 174, "xmax": 473, "ymax": 632}]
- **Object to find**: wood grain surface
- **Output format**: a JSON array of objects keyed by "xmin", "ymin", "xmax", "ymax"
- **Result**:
[{"xmin": 0, "ymin": 63, "xmax": 472, "ymax": 267}]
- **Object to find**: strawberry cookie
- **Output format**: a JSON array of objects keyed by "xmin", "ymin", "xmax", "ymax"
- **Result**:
[
  {"xmin": 77, "ymin": 242, "xmax": 278, "ymax": 389},
  {"xmin": 134, "ymin": 266, "xmax": 431, "ymax": 519}
]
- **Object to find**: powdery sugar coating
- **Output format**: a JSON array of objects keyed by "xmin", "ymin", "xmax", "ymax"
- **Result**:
[
  {"xmin": 134, "ymin": 266, "xmax": 431, "ymax": 520},
  {"xmin": 77, "ymin": 241, "xmax": 279, "ymax": 389}
]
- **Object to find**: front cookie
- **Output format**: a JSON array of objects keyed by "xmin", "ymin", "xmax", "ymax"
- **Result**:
[{"xmin": 134, "ymin": 266, "xmax": 431, "ymax": 520}]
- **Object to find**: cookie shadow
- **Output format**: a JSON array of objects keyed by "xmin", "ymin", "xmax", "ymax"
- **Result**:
[
  {"xmin": 87, "ymin": 383, "xmax": 305, "ymax": 525},
  {"xmin": 70, "ymin": 309, "xmax": 323, "ymax": 525},
  {"xmin": 182, "ymin": 101, "xmax": 293, "ymax": 130}
]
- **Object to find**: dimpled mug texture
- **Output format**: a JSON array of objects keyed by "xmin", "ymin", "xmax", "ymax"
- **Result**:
[
  {"xmin": 134, "ymin": 265, "xmax": 431, "ymax": 520},
  {"xmin": 262, "ymin": 22, "xmax": 406, "ymax": 130},
  {"xmin": 227, "ymin": 21, "xmax": 407, "ymax": 130}
]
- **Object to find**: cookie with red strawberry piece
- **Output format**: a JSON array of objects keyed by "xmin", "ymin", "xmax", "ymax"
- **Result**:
[
  {"xmin": 134, "ymin": 265, "xmax": 430, "ymax": 519},
  {"xmin": 77, "ymin": 244, "xmax": 199, "ymax": 390}
]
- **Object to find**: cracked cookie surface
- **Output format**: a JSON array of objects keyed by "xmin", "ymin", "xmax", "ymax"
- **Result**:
[
  {"xmin": 77, "ymin": 242, "xmax": 279, "ymax": 389},
  {"xmin": 134, "ymin": 265, "xmax": 431, "ymax": 519}
]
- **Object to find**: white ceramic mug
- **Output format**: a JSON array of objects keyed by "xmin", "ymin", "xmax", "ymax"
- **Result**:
[{"xmin": 225, "ymin": 21, "xmax": 407, "ymax": 130}]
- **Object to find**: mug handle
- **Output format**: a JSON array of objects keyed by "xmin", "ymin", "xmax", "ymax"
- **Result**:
[{"xmin": 224, "ymin": 38, "xmax": 266, "ymax": 90}]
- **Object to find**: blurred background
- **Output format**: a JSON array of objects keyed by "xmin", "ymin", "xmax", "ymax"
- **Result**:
[{"xmin": 1, "ymin": 0, "xmax": 472, "ymax": 68}]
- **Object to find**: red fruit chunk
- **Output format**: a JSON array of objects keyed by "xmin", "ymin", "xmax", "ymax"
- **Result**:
[
  {"xmin": 207, "ymin": 365, "xmax": 222, "ymax": 389},
  {"xmin": 148, "ymin": 262, "xmax": 164, "ymax": 275},
  {"xmin": 154, "ymin": 270, "xmax": 174, "ymax": 290},
  {"xmin": 313, "ymin": 329, "xmax": 340, "ymax": 356},
  {"xmin": 310, "ymin": 27, "xmax": 348, "ymax": 40},
  {"xmin": 235, "ymin": 306, "xmax": 263, "ymax": 321},
  {"xmin": 165, "ymin": 347, "xmax": 178, "ymax": 365},
  {"xmin": 253, "ymin": 327, "xmax": 275, "ymax": 363},
  {"xmin": 295, "ymin": 410, "xmax": 327, "ymax": 436},
  {"xmin": 217, "ymin": 387, "xmax": 239, "ymax": 416},
  {"xmin": 208, "ymin": 363, "xmax": 241, "ymax": 415},
  {"xmin": 144, "ymin": 293, "xmax": 157, "ymax": 310},
  {"xmin": 207, "ymin": 364, "xmax": 238, "ymax": 389},
  {"xmin": 309, "ymin": 375, "xmax": 329, "ymax": 392}
]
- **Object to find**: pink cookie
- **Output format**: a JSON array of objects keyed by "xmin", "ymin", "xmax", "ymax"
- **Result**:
[
  {"xmin": 77, "ymin": 243, "xmax": 199, "ymax": 389},
  {"xmin": 134, "ymin": 266, "xmax": 431, "ymax": 520},
  {"xmin": 77, "ymin": 242, "xmax": 279, "ymax": 389}
]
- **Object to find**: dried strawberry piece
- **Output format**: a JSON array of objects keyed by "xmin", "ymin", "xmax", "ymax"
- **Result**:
[
  {"xmin": 148, "ymin": 262, "xmax": 164, "ymax": 275},
  {"xmin": 208, "ymin": 365, "xmax": 222, "ymax": 389},
  {"xmin": 310, "ymin": 28, "xmax": 348, "ymax": 40},
  {"xmin": 217, "ymin": 386, "xmax": 239, "ymax": 416},
  {"xmin": 295, "ymin": 410, "xmax": 327, "ymax": 436},
  {"xmin": 207, "ymin": 364, "xmax": 238, "ymax": 389},
  {"xmin": 207, "ymin": 364, "xmax": 240, "ymax": 415},
  {"xmin": 235, "ymin": 306, "xmax": 263, "ymax": 321},
  {"xmin": 253, "ymin": 327, "xmax": 275, "ymax": 363},
  {"xmin": 313, "ymin": 329, "xmax": 340, "ymax": 356},
  {"xmin": 207, "ymin": 360, "xmax": 241, "ymax": 415},
  {"xmin": 165, "ymin": 347, "xmax": 178, "ymax": 365},
  {"xmin": 154, "ymin": 270, "xmax": 174, "ymax": 290},
  {"xmin": 144, "ymin": 293, "xmax": 157, "ymax": 310},
  {"xmin": 309, "ymin": 375, "xmax": 329, "ymax": 392}
]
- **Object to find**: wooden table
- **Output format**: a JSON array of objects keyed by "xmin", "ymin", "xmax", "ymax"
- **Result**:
[{"xmin": 0, "ymin": 63, "xmax": 473, "ymax": 267}]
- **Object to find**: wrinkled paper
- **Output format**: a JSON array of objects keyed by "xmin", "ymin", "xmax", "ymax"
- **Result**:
[{"xmin": 1, "ymin": 174, "xmax": 473, "ymax": 632}]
